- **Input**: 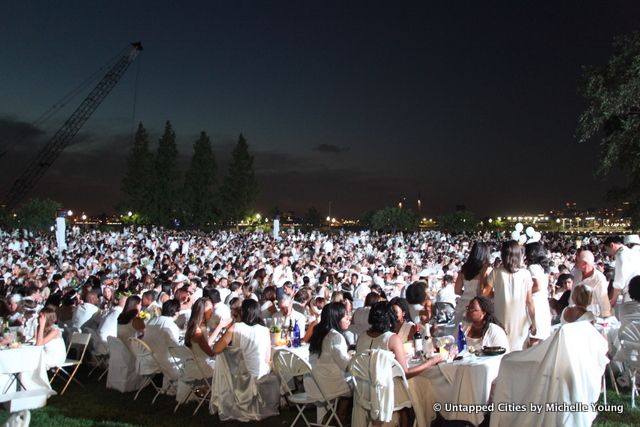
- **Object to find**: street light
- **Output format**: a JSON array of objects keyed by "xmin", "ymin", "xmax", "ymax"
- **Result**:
[
  {"xmin": 81, "ymin": 214, "xmax": 87, "ymax": 221},
  {"xmin": 127, "ymin": 211, "xmax": 133, "ymax": 217},
  {"xmin": 255, "ymin": 213, "xmax": 261, "ymax": 220},
  {"xmin": 67, "ymin": 210, "xmax": 73, "ymax": 216}
]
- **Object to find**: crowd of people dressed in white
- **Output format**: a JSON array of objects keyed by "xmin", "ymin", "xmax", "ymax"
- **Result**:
[{"xmin": 1, "ymin": 227, "xmax": 639, "ymax": 425}]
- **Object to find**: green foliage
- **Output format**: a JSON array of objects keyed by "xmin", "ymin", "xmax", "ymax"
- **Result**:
[
  {"xmin": 119, "ymin": 122, "xmax": 152, "ymax": 220},
  {"xmin": 370, "ymin": 207, "xmax": 417, "ymax": 232},
  {"xmin": 304, "ymin": 206, "xmax": 321, "ymax": 226},
  {"xmin": 182, "ymin": 131, "xmax": 217, "ymax": 226},
  {"xmin": 149, "ymin": 121, "xmax": 180, "ymax": 226},
  {"xmin": 437, "ymin": 210, "xmax": 478, "ymax": 233},
  {"xmin": 218, "ymin": 134, "xmax": 258, "ymax": 223},
  {"xmin": 11, "ymin": 198, "xmax": 61, "ymax": 231},
  {"xmin": 577, "ymin": 32, "xmax": 640, "ymax": 225}
]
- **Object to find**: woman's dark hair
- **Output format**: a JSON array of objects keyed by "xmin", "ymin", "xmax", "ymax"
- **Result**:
[
  {"xmin": 309, "ymin": 302, "xmax": 346, "ymax": 356},
  {"xmin": 369, "ymin": 283, "xmax": 387, "ymax": 299},
  {"xmin": 388, "ymin": 297, "xmax": 412, "ymax": 323},
  {"xmin": 405, "ymin": 282, "xmax": 427, "ymax": 305},
  {"xmin": 629, "ymin": 275, "xmax": 640, "ymax": 303},
  {"xmin": 364, "ymin": 291, "xmax": 382, "ymax": 307},
  {"xmin": 461, "ymin": 242, "xmax": 490, "ymax": 281},
  {"xmin": 555, "ymin": 273, "xmax": 574, "ymax": 289},
  {"xmin": 241, "ymin": 299, "xmax": 264, "ymax": 327},
  {"xmin": 184, "ymin": 297, "xmax": 210, "ymax": 348},
  {"xmin": 117, "ymin": 295, "xmax": 141, "ymax": 325},
  {"xmin": 470, "ymin": 296, "xmax": 504, "ymax": 337},
  {"xmin": 524, "ymin": 242, "xmax": 551, "ymax": 273},
  {"xmin": 261, "ymin": 286, "xmax": 276, "ymax": 303},
  {"xmin": 161, "ymin": 299, "xmax": 180, "ymax": 317},
  {"xmin": 500, "ymin": 241, "xmax": 522, "ymax": 274},
  {"xmin": 253, "ymin": 268, "xmax": 267, "ymax": 281},
  {"xmin": 368, "ymin": 301, "xmax": 396, "ymax": 334}
]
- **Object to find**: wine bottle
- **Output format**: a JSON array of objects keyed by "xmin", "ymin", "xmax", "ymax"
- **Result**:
[{"xmin": 413, "ymin": 326, "xmax": 423, "ymax": 358}]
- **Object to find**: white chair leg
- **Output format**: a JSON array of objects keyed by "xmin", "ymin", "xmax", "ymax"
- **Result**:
[
  {"xmin": 602, "ymin": 373, "xmax": 607, "ymax": 405},
  {"xmin": 632, "ymin": 369, "xmax": 637, "ymax": 408}
]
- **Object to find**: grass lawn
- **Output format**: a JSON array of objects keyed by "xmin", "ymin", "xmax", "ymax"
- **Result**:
[{"xmin": 0, "ymin": 367, "xmax": 639, "ymax": 426}]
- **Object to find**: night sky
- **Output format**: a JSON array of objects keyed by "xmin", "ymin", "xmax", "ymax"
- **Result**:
[{"xmin": 2, "ymin": 1, "xmax": 640, "ymax": 218}]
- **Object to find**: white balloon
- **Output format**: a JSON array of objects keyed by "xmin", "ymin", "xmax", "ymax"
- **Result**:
[
  {"xmin": 511, "ymin": 231, "xmax": 521, "ymax": 241},
  {"xmin": 525, "ymin": 226, "xmax": 535, "ymax": 237},
  {"xmin": 515, "ymin": 223, "xmax": 524, "ymax": 232},
  {"xmin": 518, "ymin": 235, "xmax": 528, "ymax": 245},
  {"xmin": 532, "ymin": 231, "xmax": 542, "ymax": 242}
]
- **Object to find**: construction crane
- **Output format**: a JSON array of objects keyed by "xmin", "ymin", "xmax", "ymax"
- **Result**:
[{"xmin": 2, "ymin": 42, "xmax": 143, "ymax": 210}]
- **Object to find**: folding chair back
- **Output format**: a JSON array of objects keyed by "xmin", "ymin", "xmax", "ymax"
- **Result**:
[
  {"xmin": 349, "ymin": 349, "xmax": 410, "ymax": 424},
  {"xmin": 619, "ymin": 321, "xmax": 640, "ymax": 407},
  {"xmin": 273, "ymin": 348, "xmax": 343, "ymax": 427},
  {"xmin": 50, "ymin": 332, "xmax": 91, "ymax": 395},
  {"xmin": 167, "ymin": 345, "xmax": 212, "ymax": 414},
  {"xmin": 128, "ymin": 337, "xmax": 162, "ymax": 402},
  {"xmin": 128, "ymin": 338, "xmax": 161, "ymax": 376}
]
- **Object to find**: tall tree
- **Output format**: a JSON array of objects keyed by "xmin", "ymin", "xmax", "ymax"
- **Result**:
[
  {"xmin": 577, "ymin": 32, "xmax": 640, "ymax": 224},
  {"xmin": 370, "ymin": 207, "xmax": 418, "ymax": 232},
  {"xmin": 182, "ymin": 131, "xmax": 217, "ymax": 226},
  {"xmin": 120, "ymin": 122, "xmax": 152, "ymax": 218},
  {"xmin": 150, "ymin": 121, "xmax": 180, "ymax": 225},
  {"xmin": 219, "ymin": 134, "xmax": 258, "ymax": 223}
]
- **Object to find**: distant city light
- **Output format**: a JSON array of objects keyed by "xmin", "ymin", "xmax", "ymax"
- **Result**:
[
  {"xmin": 67, "ymin": 210, "xmax": 73, "ymax": 216},
  {"xmin": 81, "ymin": 214, "xmax": 87, "ymax": 221}
]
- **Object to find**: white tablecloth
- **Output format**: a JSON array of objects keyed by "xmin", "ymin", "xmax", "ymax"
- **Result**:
[
  {"xmin": 271, "ymin": 344, "xmax": 310, "ymax": 362},
  {"xmin": 409, "ymin": 354, "xmax": 503, "ymax": 427},
  {"xmin": 0, "ymin": 345, "xmax": 53, "ymax": 410}
]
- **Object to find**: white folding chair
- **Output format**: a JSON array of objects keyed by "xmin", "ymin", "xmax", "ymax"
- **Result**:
[
  {"xmin": 348, "ymin": 349, "xmax": 412, "ymax": 425},
  {"xmin": 83, "ymin": 326, "xmax": 109, "ymax": 380},
  {"xmin": 168, "ymin": 345, "xmax": 212, "ymax": 415},
  {"xmin": 272, "ymin": 348, "xmax": 343, "ymax": 427},
  {"xmin": 49, "ymin": 332, "xmax": 91, "ymax": 395},
  {"xmin": 618, "ymin": 320, "xmax": 640, "ymax": 407},
  {"xmin": 128, "ymin": 337, "xmax": 163, "ymax": 403}
]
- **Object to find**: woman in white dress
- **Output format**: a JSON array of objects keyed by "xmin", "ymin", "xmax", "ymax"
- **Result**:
[
  {"xmin": 560, "ymin": 284, "xmax": 596, "ymax": 324},
  {"xmin": 305, "ymin": 302, "xmax": 352, "ymax": 424},
  {"xmin": 213, "ymin": 299, "xmax": 271, "ymax": 379},
  {"xmin": 388, "ymin": 297, "xmax": 416, "ymax": 343},
  {"xmin": 482, "ymin": 241, "xmax": 536, "ymax": 351},
  {"xmin": 36, "ymin": 307, "xmax": 66, "ymax": 369},
  {"xmin": 356, "ymin": 302, "xmax": 442, "ymax": 427},
  {"xmin": 184, "ymin": 297, "xmax": 218, "ymax": 379},
  {"xmin": 525, "ymin": 242, "xmax": 552, "ymax": 344},
  {"xmin": 116, "ymin": 295, "xmax": 145, "ymax": 344},
  {"xmin": 463, "ymin": 297, "xmax": 510, "ymax": 352},
  {"xmin": 453, "ymin": 242, "xmax": 491, "ymax": 325}
]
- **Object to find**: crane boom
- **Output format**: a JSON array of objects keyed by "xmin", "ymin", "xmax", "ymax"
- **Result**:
[{"xmin": 2, "ymin": 42, "xmax": 143, "ymax": 209}]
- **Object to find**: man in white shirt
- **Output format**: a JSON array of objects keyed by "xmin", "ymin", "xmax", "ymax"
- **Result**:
[
  {"xmin": 71, "ymin": 290, "xmax": 101, "ymax": 330},
  {"xmin": 98, "ymin": 294, "xmax": 125, "ymax": 343},
  {"xmin": 273, "ymin": 296, "xmax": 306, "ymax": 338},
  {"xmin": 273, "ymin": 255, "xmax": 293, "ymax": 299},
  {"xmin": 353, "ymin": 273, "xmax": 371, "ymax": 309},
  {"xmin": 570, "ymin": 250, "xmax": 611, "ymax": 317},
  {"xmin": 604, "ymin": 236, "xmax": 640, "ymax": 306},
  {"xmin": 436, "ymin": 275, "xmax": 457, "ymax": 306}
]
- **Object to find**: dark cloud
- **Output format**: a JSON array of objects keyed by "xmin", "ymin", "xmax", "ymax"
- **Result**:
[
  {"xmin": 0, "ymin": 116, "xmax": 45, "ymax": 153},
  {"xmin": 313, "ymin": 144, "xmax": 348, "ymax": 154}
]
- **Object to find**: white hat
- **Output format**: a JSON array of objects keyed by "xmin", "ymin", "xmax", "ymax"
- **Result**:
[{"xmin": 625, "ymin": 235, "xmax": 640, "ymax": 246}]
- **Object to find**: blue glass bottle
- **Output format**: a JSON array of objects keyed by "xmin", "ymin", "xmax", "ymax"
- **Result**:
[
  {"xmin": 457, "ymin": 322, "xmax": 467, "ymax": 353},
  {"xmin": 292, "ymin": 320, "xmax": 301, "ymax": 348}
]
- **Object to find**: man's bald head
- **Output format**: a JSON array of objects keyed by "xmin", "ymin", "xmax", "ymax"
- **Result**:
[{"xmin": 577, "ymin": 250, "xmax": 595, "ymax": 273}]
